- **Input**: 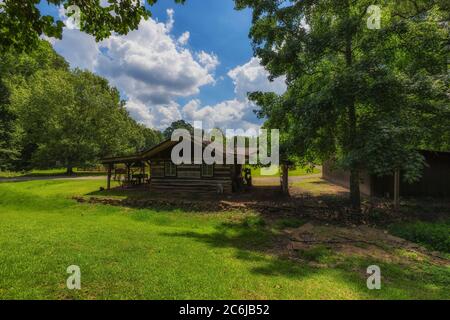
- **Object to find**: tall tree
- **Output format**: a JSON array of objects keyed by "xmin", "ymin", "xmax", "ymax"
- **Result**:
[
  {"xmin": 1, "ymin": 41, "xmax": 159, "ymax": 173},
  {"xmin": 163, "ymin": 120, "xmax": 195, "ymax": 139},
  {"xmin": 14, "ymin": 68, "xmax": 148, "ymax": 174},
  {"xmin": 0, "ymin": 0, "xmax": 186, "ymax": 52},
  {"xmin": 140, "ymin": 126, "xmax": 164, "ymax": 150},
  {"xmin": 237, "ymin": 0, "xmax": 449, "ymax": 210},
  {"xmin": 0, "ymin": 79, "xmax": 21, "ymax": 170},
  {"xmin": 0, "ymin": 41, "xmax": 69, "ymax": 169}
]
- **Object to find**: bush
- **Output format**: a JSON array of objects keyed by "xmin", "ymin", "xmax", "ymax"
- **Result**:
[{"xmin": 390, "ymin": 221, "xmax": 450, "ymax": 253}]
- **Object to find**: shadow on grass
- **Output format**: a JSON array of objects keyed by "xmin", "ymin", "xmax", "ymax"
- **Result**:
[
  {"xmin": 84, "ymin": 183, "xmax": 450, "ymax": 226},
  {"xmin": 160, "ymin": 217, "xmax": 450, "ymax": 299}
]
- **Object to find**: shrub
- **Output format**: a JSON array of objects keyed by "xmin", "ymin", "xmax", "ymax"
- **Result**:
[{"xmin": 390, "ymin": 221, "xmax": 450, "ymax": 253}]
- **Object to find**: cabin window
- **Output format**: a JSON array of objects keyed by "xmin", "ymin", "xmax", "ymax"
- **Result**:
[
  {"xmin": 202, "ymin": 164, "xmax": 214, "ymax": 177},
  {"xmin": 165, "ymin": 161, "xmax": 177, "ymax": 177}
]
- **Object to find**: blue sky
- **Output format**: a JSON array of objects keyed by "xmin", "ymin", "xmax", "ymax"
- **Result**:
[
  {"xmin": 39, "ymin": 0, "xmax": 286, "ymax": 131},
  {"xmin": 149, "ymin": 0, "xmax": 254, "ymax": 105}
]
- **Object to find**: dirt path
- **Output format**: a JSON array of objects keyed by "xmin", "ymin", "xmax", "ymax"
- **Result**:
[
  {"xmin": 285, "ymin": 222, "xmax": 449, "ymax": 266},
  {"xmin": 253, "ymin": 173, "xmax": 322, "ymax": 186},
  {"xmin": 0, "ymin": 175, "xmax": 105, "ymax": 182}
]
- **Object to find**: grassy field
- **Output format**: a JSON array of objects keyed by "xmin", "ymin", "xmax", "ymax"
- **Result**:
[
  {"xmin": 0, "ymin": 179, "xmax": 448, "ymax": 299},
  {"xmin": 248, "ymin": 166, "xmax": 321, "ymax": 177},
  {"xmin": 0, "ymin": 168, "xmax": 106, "ymax": 178}
]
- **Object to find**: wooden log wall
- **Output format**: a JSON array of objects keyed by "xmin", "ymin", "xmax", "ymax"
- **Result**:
[{"xmin": 149, "ymin": 162, "xmax": 233, "ymax": 194}]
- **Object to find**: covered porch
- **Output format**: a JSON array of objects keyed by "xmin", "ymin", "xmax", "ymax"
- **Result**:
[{"xmin": 101, "ymin": 155, "xmax": 149, "ymax": 190}]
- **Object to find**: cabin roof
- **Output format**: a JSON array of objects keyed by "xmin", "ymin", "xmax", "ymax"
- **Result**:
[
  {"xmin": 101, "ymin": 139, "xmax": 176, "ymax": 164},
  {"xmin": 100, "ymin": 139, "xmax": 258, "ymax": 164}
]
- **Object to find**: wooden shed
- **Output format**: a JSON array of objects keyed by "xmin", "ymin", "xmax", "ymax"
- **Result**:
[
  {"xmin": 101, "ymin": 139, "xmax": 250, "ymax": 195},
  {"xmin": 323, "ymin": 150, "xmax": 450, "ymax": 198}
]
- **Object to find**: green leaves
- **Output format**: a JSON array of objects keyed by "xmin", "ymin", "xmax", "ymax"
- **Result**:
[
  {"xmin": 238, "ymin": 0, "xmax": 449, "ymax": 184},
  {"xmin": 0, "ymin": 0, "xmax": 186, "ymax": 52},
  {"xmin": 0, "ymin": 40, "xmax": 163, "ymax": 170}
]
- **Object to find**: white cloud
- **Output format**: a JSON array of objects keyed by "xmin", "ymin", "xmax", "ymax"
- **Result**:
[
  {"xmin": 177, "ymin": 31, "xmax": 190, "ymax": 45},
  {"xmin": 96, "ymin": 18, "xmax": 214, "ymax": 105},
  {"xmin": 182, "ymin": 99, "xmax": 261, "ymax": 132},
  {"xmin": 126, "ymin": 99, "xmax": 156, "ymax": 126},
  {"xmin": 165, "ymin": 8, "xmax": 175, "ymax": 32},
  {"xmin": 196, "ymin": 51, "xmax": 220, "ymax": 72},
  {"xmin": 50, "ymin": 8, "xmax": 285, "ymax": 132},
  {"xmin": 52, "ymin": 9, "xmax": 217, "ymax": 130},
  {"xmin": 181, "ymin": 57, "xmax": 286, "ymax": 131},
  {"xmin": 52, "ymin": 29, "xmax": 100, "ymax": 70},
  {"xmin": 228, "ymin": 57, "xmax": 286, "ymax": 100},
  {"xmin": 126, "ymin": 99, "xmax": 182, "ymax": 129}
]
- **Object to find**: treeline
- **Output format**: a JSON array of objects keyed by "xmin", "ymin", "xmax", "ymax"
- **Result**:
[{"xmin": 0, "ymin": 41, "xmax": 164, "ymax": 173}]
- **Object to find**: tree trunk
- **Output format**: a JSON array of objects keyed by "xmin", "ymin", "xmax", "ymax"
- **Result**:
[
  {"xmin": 107, "ymin": 164, "xmax": 112, "ymax": 190},
  {"xmin": 281, "ymin": 163, "xmax": 289, "ymax": 195},
  {"xmin": 344, "ymin": 11, "xmax": 361, "ymax": 211},
  {"xmin": 394, "ymin": 169, "xmax": 400, "ymax": 210},
  {"xmin": 347, "ymin": 101, "xmax": 361, "ymax": 210},
  {"xmin": 66, "ymin": 166, "xmax": 74, "ymax": 176},
  {"xmin": 349, "ymin": 169, "xmax": 361, "ymax": 210}
]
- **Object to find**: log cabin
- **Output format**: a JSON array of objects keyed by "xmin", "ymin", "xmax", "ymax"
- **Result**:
[{"xmin": 101, "ymin": 139, "xmax": 253, "ymax": 194}]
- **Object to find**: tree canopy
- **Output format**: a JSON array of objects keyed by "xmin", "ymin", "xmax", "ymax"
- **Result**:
[
  {"xmin": 163, "ymin": 120, "xmax": 195, "ymax": 139},
  {"xmin": 0, "ymin": 0, "xmax": 185, "ymax": 52},
  {"xmin": 236, "ymin": 0, "xmax": 449, "ymax": 209},
  {"xmin": 0, "ymin": 40, "xmax": 163, "ymax": 173}
]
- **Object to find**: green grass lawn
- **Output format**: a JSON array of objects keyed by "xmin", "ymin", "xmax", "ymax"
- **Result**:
[
  {"xmin": 0, "ymin": 168, "xmax": 106, "ymax": 178},
  {"xmin": 248, "ymin": 166, "xmax": 321, "ymax": 177},
  {"xmin": 0, "ymin": 179, "xmax": 448, "ymax": 299}
]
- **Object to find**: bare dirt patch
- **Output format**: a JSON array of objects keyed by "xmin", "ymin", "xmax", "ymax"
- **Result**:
[{"xmin": 284, "ymin": 222, "xmax": 449, "ymax": 266}]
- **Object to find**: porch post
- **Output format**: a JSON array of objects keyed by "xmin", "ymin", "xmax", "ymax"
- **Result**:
[
  {"xmin": 126, "ymin": 163, "xmax": 131, "ymax": 182},
  {"xmin": 146, "ymin": 161, "xmax": 151, "ymax": 184}
]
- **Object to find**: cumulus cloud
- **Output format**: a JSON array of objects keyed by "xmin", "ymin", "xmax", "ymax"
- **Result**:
[
  {"xmin": 177, "ymin": 31, "xmax": 190, "ymax": 45},
  {"xmin": 196, "ymin": 51, "xmax": 220, "ymax": 72},
  {"xmin": 96, "ymin": 18, "xmax": 214, "ymax": 106},
  {"xmin": 182, "ymin": 99, "xmax": 261, "ymax": 133},
  {"xmin": 181, "ymin": 57, "xmax": 286, "ymax": 132},
  {"xmin": 228, "ymin": 57, "xmax": 286, "ymax": 100},
  {"xmin": 53, "ymin": 29, "xmax": 100, "ymax": 70},
  {"xmin": 165, "ymin": 8, "xmax": 175, "ymax": 31},
  {"xmin": 50, "ymin": 8, "xmax": 285, "ymax": 132},
  {"xmin": 51, "ymin": 9, "xmax": 217, "ymax": 129}
]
